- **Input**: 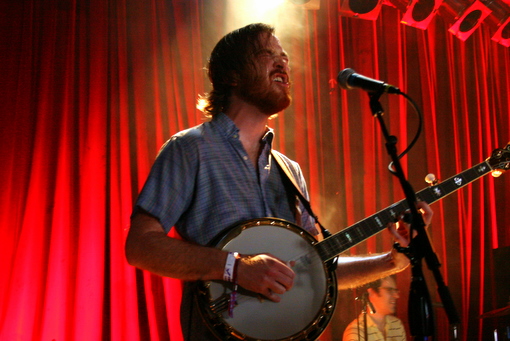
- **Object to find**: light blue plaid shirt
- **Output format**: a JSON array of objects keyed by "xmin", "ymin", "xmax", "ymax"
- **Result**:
[{"xmin": 134, "ymin": 113, "xmax": 316, "ymax": 245}]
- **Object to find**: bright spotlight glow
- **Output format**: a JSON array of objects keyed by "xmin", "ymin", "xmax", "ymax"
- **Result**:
[
  {"xmin": 224, "ymin": 0, "xmax": 307, "ymax": 41},
  {"xmin": 226, "ymin": 0, "xmax": 286, "ymax": 29}
]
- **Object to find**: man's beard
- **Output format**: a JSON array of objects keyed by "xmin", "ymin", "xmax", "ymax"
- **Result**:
[{"xmin": 236, "ymin": 73, "xmax": 291, "ymax": 115}]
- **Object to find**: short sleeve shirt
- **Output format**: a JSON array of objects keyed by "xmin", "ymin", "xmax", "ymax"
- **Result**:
[
  {"xmin": 343, "ymin": 314, "xmax": 407, "ymax": 341},
  {"xmin": 134, "ymin": 113, "xmax": 316, "ymax": 245}
]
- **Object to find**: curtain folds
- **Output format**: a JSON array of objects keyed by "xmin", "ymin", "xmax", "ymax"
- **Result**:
[{"xmin": 1, "ymin": 0, "xmax": 509, "ymax": 340}]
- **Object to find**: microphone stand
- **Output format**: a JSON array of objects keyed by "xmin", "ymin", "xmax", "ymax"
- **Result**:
[
  {"xmin": 356, "ymin": 292, "xmax": 374, "ymax": 341},
  {"xmin": 368, "ymin": 91, "xmax": 461, "ymax": 340}
]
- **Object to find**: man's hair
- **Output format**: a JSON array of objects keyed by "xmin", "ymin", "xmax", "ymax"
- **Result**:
[
  {"xmin": 363, "ymin": 278, "xmax": 383, "ymax": 293},
  {"xmin": 362, "ymin": 275, "xmax": 395, "ymax": 294},
  {"xmin": 198, "ymin": 23, "xmax": 275, "ymax": 117}
]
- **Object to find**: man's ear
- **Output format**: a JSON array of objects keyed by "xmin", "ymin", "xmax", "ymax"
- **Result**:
[
  {"xmin": 228, "ymin": 71, "xmax": 239, "ymax": 86},
  {"xmin": 214, "ymin": 69, "xmax": 238, "ymax": 87},
  {"xmin": 367, "ymin": 288, "xmax": 376, "ymax": 298}
]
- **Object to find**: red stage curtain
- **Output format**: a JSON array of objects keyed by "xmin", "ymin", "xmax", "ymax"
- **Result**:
[{"xmin": 1, "ymin": 0, "xmax": 509, "ymax": 340}]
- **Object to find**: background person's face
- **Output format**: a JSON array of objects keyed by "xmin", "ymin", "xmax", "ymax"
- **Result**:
[{"xmin": 369, "ymin": 277, "xmax": 400, "ymax": 316}]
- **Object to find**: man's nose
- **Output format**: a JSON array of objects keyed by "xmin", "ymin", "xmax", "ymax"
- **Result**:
[{"xmin": 274, "ymin": 56, "xmax": 289, "ymax": 71}]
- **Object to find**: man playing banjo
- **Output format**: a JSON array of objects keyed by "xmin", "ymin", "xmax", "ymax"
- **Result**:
[{"xmin": 125, "ymin": 23, "xmax": 432, "ymax": 340}]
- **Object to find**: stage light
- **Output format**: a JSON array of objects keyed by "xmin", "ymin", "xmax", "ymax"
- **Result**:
[
  {"xmin": 401, "ymin": 0, "xmax": 443, "ymax": 30},
  {"xmin": 448, "ymin": 0, "xmax": 492, "ymax": 41},
  {"xmin": 491, "ymin": 16, "xmax": 510, "ymax": 46},
  {"xmin": 288, "ymin": 0, "xmax": 320, "ymax": 9},
  {"xmin": 339, "ymin": 0, "xmax": 384, "ymax": 21}
]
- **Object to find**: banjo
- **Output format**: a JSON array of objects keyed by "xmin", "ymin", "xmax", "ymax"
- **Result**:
[{"xmin": 195, "ymin": 143, "xmax": 510, "ymax": 341}]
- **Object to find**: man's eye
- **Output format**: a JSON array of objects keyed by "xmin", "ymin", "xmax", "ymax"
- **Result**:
[{"xmin": 257, "ymin": 50, "xmax": 273, "ymax": 57}]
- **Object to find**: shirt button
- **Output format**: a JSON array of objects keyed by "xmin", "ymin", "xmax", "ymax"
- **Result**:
[
  {"xmin": 243, "ymin": 156, "xmax": 248, "ymax": 160},
  {"xmin": 233, "ymin": 134, "xmax": 238, "ymax": 139}
]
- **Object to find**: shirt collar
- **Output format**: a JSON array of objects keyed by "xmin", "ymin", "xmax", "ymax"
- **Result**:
[
  {"xmin": 262, "ymin": 127, "xmax": 275, "ymax": 147},
  {"xmin": 211, "ymin": 113, "xmax": 240, "ymax": 138},
  {"xmin": 213, "ymin": 113, "xmax": 275, "ymax": 147}
]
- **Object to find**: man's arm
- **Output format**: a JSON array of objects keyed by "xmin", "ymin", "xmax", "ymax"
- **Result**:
[
  {"xmin": 335, "ymin": 250, "xmax": 408, "ymax": 289},
  {"xmin": 125, "ymin": 211, "xmax": 295, "ymax": 302},
  {"xmin": 125, "ymin": 212, "xmax": 226, "ymax": 280},
  {"xmin": 335, "ymin": 201, "xmax": 433, "ymax": 289}
]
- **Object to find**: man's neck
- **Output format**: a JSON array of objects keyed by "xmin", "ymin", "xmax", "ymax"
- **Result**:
[
  {"xmin": 225, "ymin": 98, "xmax": 275, "ymax": 167},
  {"xmin": 369, "ymin": 313, "xmax": 387, "ymax": 335},
  {"xmin": 225, "ymin": 97, "xmax": 272, "ymax": 139}
]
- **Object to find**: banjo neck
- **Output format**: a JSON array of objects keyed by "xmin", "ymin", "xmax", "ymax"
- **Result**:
[{"xmin": 315, "ymin": 156, "xmax": 505, "ymax": 262}]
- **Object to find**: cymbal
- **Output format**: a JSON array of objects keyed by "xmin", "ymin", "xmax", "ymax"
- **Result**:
[{"xmin": 480, "ymin": 305, "xmax": 510, "ymax": 319}]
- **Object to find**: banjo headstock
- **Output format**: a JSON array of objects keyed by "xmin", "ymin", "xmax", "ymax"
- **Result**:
[{"xmin": 487, "ymin": 142, "xmax": 510, "ymax": 177}]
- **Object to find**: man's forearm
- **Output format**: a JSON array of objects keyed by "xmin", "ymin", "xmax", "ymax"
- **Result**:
[
  {"xmin": 125, "ymin": 213, "xmax": 227, "ymax": 281},
  {"xmin": 335, "ymin": 249, "xmax": 409, "ymax": 289}
]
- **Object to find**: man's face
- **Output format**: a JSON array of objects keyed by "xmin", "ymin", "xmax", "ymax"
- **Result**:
[
  {"xmin": 369, "ymin": 277, "xmax": 400, "ymax": 316},
  {"xmin": 234, "ymin": 33, "xmax": 291, "ymax": 115}
]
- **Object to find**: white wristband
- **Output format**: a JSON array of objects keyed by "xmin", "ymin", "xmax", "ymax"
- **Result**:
[{"xmin": 223, "ymin": 252, "xmax": 238, "ymax": 282}]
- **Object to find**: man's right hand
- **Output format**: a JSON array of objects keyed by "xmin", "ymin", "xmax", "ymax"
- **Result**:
[{"xmin": 236, "ymin": 254, "xmax": 295, "ymax": 302}]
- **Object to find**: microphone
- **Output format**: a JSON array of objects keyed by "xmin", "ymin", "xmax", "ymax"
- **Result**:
[
  {"xmin": 337, "ymin": 68, "xmax": 401, "ymax": 94},
  {"xmin": 356, "ymin": 293, "xmax": 377, "ymax": 314}
]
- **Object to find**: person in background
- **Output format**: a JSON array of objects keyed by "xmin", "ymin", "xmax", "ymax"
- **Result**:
[{"xmin": 343, "ymin": 276, "xmax": 406, "ymax": 341}]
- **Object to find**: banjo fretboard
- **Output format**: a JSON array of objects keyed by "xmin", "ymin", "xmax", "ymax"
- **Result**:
[{"xmin": 315, "ymin": 160, "xmax": 496, "ymax": 262}]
